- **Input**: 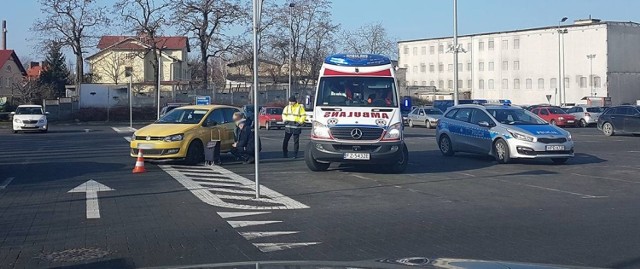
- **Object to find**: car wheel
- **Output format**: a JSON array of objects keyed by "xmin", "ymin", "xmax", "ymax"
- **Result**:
[
  {"xmin": 580, "ymin": 119, "xmax": 588, "ymax": 128},
  {"xmin": 305, "ymin": 143, "xmax": 330, "ymax": 171},
  {"xmin": 438, "ymin": 135, "xmax": 454, "ymax": 156},
  {"xmin": 551, "ymin": 158, "xmax": 569, "ymax": 164},
  {"xmin": 426, "ymin": 121, "xmax": 431, "ymax": 129},
  {"xmin": 602, "ymin": 122, "xmax": 615, "ymax": 136},
  {"xmin": 550, "ymin": 120, "xmax": 557, "ymax": 126},
  {"xmin": 493, "ymin": 139, "xmax": 511, "ymax": 164},
  {"xmin": 185, "ymin": 140, "xmax": 204, "ymax": 165},
  {"xmin": 388, "ymin": 143, "xmax": 409, "ymax": 173},
  {"xmin": 265, "ymin": 122, "xmax": 270, "ymax": 130},
  {"xmin": 408, "ymin": 120, "xmax": 414, "ymax": 128}
]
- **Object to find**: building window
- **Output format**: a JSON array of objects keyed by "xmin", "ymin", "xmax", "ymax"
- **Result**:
[
  {"xmin": 594, "ymin": 76, "xmax": 602, "ymax": 88},
  {"xmin": 502, "ymin": 79, "xmax": 508, "ymax": 89},
  {"xmin": 420, "ymin": 64, "xmax": 426, "ymax": 73},
  {"xmin": 565, "ymin": 77, "xmax": 570, "ymax": 88},
  {"xmin": 502, "ymin": 61, "xmax": 508, "ymax": 71},
  {"xmin": 538, "ymin": 78, "xmax": 545, "ymax": 89},
  {"xmin": 421, "ymin": 81, "xmax": 427, "ymax": 86},
  {"xmin": 439, "ymin": 80, "xmax": 444, "ymax": 89},
  {"xmin": 550, "ymin": 78, "xmax": 557, "ymax": 89},
  {"xmin": 488, "ymin": 79, "xmax": 494, "ymax": 89},
  {"xmin": 526, "ymin": 78, "xmax": 532, "ymax": 89},
  {"xmin": 488, "ymin": 61, "xmax": 494, "ymax": 71},
  {"xmin": 430, "ymin": 80, "xmax": 435, "ymax": 86},
  {"xmin": 467, "ymin": 79, "xmax": 472, "ymax": 88},
  {"xmin": 403, "ymin": 46, "xmax": 409, "ymax": 54},
  {"xmin": 514, "ymin": 79, "xmax": 520, "ymax": 89},
  {"xmin": 430, "ymin": 46, "xmax": 435, "ymax": 54},
  {"xmin": 421, "ymin": 46, "xmax": 426, "ymax": 55},
  {"xmin": 438, "ymin": 44, "xmax": 444, "ymax": 53},
  {"xmin": 501, "ymin": 40, "xmax": 508, "ymax": 50},
  {"xmin": 429, "ymin": 64, "xmax": 435, "ymax": 72},
  {"xmin": 478, "ymin": 41, "xmax": 484, "ymax": 51},
  {"xmin": 413, "ymin": 47, "xmax": 418, "ymax": 55},
  {"xmin": 438, "ymin": 63, "xmax": 444, "ymax": 72},
  {"xmin": 488, "ymin": 39, "xmax": 494, "ymax": 50},
  {"xmin": 448, "ymin": 80, "xmax": 453, "ymax": 89},
  {"xmin": 513, "ymin": 38, "xmax": 520, "ymax": 49},
  {"xmin": 513, "ymin": 61, "xmax": 520, "ymax": 70},
  {"xmin": 479, "ymin": 79, "xmax": 485, "ymax": 89},
  {"xmin": 448, "ymin": 64, "xmax": 453, "ymax": 71},
  {"xmin": 458, "ymin": 80, "xmax": 463, "ymax": 89},
  {"xmin": 580, "ymin": 77, "xmax": 587, "ymax": 88},
  {"xmin": 467, "ymin": 62, "xmax": 472, "ymax": 71},
  {"xmin": 479, "ymin": 61, "xmax": 485, "ymax": 71}
]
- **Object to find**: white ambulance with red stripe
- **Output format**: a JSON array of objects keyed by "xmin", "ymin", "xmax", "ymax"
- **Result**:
[{"xmin": 304, "ymin": 54, "xmax": 408, "ymax": 173}]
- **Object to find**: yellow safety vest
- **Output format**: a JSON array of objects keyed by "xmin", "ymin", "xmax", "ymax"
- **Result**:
[{"xmin": 282, "ymin": 103, "xmax": 306, "ymax": 124}]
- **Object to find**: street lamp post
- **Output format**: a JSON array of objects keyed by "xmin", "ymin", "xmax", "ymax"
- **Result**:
[
  {"xmin": 587, "ymin": 54, "xmax": 596, "ymax": 97},
  {"xmin": 252, "ymin": 0, "xmax": 263, "ymax": 198},
  {"xmin": 125, "ymin": 67, "xmax": 133, "ymax": 128},
  {"xmin": 452, "ymin": 0, "xmax": 459, "ymax": 105},
  {"xmin": 288, "ymin": 2, "xmax": 295, "ymax": 100},
  {"xmin": 157, "ymin": 51, "xmax": 162, "ymax": 120},
  {"xmin": 557, "ymin": 17, "xmax": 568, "ymax": 105}
]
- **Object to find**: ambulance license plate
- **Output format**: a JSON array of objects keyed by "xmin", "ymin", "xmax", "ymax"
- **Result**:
[{"xmin": 344, "ymin": 153, "xmax": 370, "ymax": 160}]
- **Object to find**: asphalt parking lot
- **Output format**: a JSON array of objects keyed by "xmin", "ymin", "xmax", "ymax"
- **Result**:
[{"xmin": 1, "ymin": 123, "xmax": 640, "ymax": 268}]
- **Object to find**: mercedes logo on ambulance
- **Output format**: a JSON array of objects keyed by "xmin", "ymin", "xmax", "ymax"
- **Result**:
[{"xmin": 350, "ymin": 128, "xmax": 363, "ymax": 139}]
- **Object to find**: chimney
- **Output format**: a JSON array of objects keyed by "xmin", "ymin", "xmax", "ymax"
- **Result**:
[
  {"xmin": 2, "ymin": 20, "xmax": 6, "ymax": 50},
  {"xmin": 29, "ymin": 62, "xmax": 39, "ymax": 69}
]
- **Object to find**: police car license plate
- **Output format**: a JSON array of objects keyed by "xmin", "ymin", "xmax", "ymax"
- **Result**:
[
  {"xmin": 545, "ymin": 145, "xmax": 565, "ymax": 151},
  {"xmin": 344, "ymin": 153, "xmax": 370, "ymax": 160}
]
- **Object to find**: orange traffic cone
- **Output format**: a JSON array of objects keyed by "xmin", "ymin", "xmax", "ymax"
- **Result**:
[{"xmin": 132, "ymin": 149, "xmax": 146, "ymax": 173}]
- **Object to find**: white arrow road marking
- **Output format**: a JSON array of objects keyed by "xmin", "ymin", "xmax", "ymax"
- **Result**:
[
  {"xmin": 227, "ymin": 220, "xmax": 281, "ymax": 228},
  {"xmin": 240, "ymin": 231, "xmax": 299, "ymax": 240},
  {"xmin": 68, "ymin": 180, "xmax": 114, "ymax": 219},
  {"xmin": 218, "ymin": 211, "xmax": 271, "ymax": 219},
  {"xmin": 0, "ymin": 177, "xmax": 14, "ymax": 189},
  {"xmin": 253, "ymin": 242, "xmax": 320, "ymax": 253}
]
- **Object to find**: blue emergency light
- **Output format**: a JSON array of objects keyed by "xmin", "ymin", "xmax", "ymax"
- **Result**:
[{"xmin": 324, "ymin": 54, "xmax": 391, "ymax": 66}]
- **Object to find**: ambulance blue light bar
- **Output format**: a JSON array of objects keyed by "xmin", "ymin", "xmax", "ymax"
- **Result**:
[{"xmin": 324, "ymin": 54, "xmax": 391, "ymax": 66}]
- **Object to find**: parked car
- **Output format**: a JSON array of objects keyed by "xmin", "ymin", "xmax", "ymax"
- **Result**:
[
  {"xmin": 566, "ymin": 105, "xmax": 605, "ymax": 127},
  {"xmin": 407, "ymin": 106, "xmax": 443, "ymax": 128},
  {"xmin": 258, "ymin": 107, "xmax": 284, "ymax": 130},
  {"xmin": 11, "ymin": 105, "xmax": 49, "ymax": 133},
  {"xmin": 529, "ymin": 106, "xmax": 576, "ymax": 127},
  {"xmin": 436, "ymin": 104, "xmax": 574, "ymax": 164},
  {"xmin": 597, "ymin": 105, "xmax": 640, "ymax": 136},
  {"xmin": 130, "ymin": 105, "xmax": 241, "ymax": 164}
]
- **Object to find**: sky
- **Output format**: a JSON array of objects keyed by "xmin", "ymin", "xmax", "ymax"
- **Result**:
[{"xmin": 2, "ymin": 0, "xmax": 640, "ymax": 62}]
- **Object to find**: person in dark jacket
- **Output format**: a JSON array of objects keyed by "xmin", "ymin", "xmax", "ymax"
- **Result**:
[{"xmin": 231, "ymin": 119, "xmax": 260, "ymax": 164}]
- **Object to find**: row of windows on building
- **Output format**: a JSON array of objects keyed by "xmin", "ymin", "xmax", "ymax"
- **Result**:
[
  {"xmin": 403, "ymin": 38, "xmax": 521, "ymax": 56},
  {"xmin": 409, "ymin": 76, "xmax": 602, "ymax": 90},
  {"xmin": 406, "ymin": 60, "xmax": 521, "ymax": 73}
]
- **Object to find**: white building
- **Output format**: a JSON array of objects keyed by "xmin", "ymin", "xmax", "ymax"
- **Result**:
[{"xmin": 398, "ymin": 19, "xmax": 640, "ymax": 105}]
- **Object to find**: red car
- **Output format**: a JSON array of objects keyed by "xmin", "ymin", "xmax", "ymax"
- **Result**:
[
  {"xmin": 530, "ymin": 106, "xmax": 577, "ymax": 127},
  {"xmin": 258, "ymin": 107, "xmax": 284, "ymax": 130}
]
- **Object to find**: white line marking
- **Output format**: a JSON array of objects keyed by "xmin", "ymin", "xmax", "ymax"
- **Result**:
[
  {"xmin": 350, "ymin": 174, "xmax": 372, "ymax": 180},
  {"xmin": 252, "ymin": 242, "xmax": 320, "ymax": 253},
  {"xmin": 218, "ymin": 211, "xmax": 270, "ymax": 219},
  {"xmin": 111, "ymin": 127, "xmax": 137, "ymax": 133},
  {"xmin": 227, "ymin": 220, "xmax": 282, "ymax": 228},
  {"xmin": 627, "ymin": 151, "xmax": 640, "ymax": 153},
  {"xmin": 492, "ymin": 178, "xmax": 606, "ymax": 199},
  {"xmin": 571, "ymin": 173, "xmax": 640, "ymax": 184},
  {"xmin": 67, "ymin": 180, "xmax": 114, "ymax": 219},
  {"xmin": 240, "ymin": 231, "xmax": 299, "ymax": 240},
  {"xmin": 0, "ymin": 177, "xmax": 15, "ymax": 189},
  {"xmin": 124, "ymin": 137, "xmax": 131, "ymax": 142},
  {"xmin": 208, "ymin": 188, "xmax": 256, "ymax": 195}
]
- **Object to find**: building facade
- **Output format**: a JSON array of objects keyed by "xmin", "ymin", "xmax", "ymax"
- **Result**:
[
  {"xmin": 398, "ymin": 19, "xmax": 640, "ymax": 105},
  {"xmin": 0, "ymin": 50, "xmax": 26, "ymax": 98}
]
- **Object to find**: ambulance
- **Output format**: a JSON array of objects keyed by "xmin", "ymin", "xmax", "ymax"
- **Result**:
[{"xmin": 305, "ymin": 54, "xmax": 408, "ymax": 173}]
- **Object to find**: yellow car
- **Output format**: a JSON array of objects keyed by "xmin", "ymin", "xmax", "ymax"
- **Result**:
[{"xmin": 130, "ymin": 105, "xmax": 241, "ymax": 164}]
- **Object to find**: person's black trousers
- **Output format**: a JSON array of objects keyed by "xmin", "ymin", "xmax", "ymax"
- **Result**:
[{"xmin": 282, "ymin": 131, "xmax": 300, "ymax": 157}]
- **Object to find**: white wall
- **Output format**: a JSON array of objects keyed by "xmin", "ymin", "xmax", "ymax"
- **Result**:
[
  {"xmin": 607, "ymin": 23, "xmax": 640, "ymax": 105},
  {"xmin": 78, "ymin": 84, "xmax": 129, "ymax": 108}
]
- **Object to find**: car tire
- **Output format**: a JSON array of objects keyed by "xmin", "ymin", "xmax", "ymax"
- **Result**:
[
  {"xmin": 185, "ymin": 140, "xmax": 204, "ymax": 165},
  {"xmin": 387, "ymin": 143, "xmax": 409, "ymax": 173},
  {"xmin": 551, "ymin": 158, "xmax": 569, "ymax": 164},
  {"xmin": 426, "ymin": 121, "xmax": 431, "ymax": 129},
  {"xmin": 408, "ymin": 120, "xmax": 414, "ymax": 128},
  {"xmin": 438, "ymin": 135, "xmax": 454, "ymax": 156},
  {"xmin": 493, "ymin": 139, "xmax": 511, "ymax": 164},
  {"xmin": 580, "ymin": 119, "xmax": 588, "ymax": 128},
  {"xmin": 305, "ymin": 143, "xmax": 330, "ymax": 171},
  {"xmin": 550, "ymin": 120, "xmax": 557, "ymax": 126},
  {"xmin": 602, "ymin": 122, "xmax": 615, "ymax": 136},
  {"xmin": 266, "ymin": 122, "xmax": 270, "ymax": 130}
]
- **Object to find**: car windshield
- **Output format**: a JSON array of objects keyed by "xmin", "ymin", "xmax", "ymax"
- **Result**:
[
  {"xmin": 156, "ymin": 109, "xmax": 208, "ymax": 124},
  {"xmin": 548, "ymin": 107, "xmax": 567, "ymax": 114},
  {"xmin": 316, "ymin": 77, "xmax": 398, "ymax": 107},
  {"xmin": 424, "ymin": 108, "xmax": 443, "ymax": 115},
  {"xmin": 586, "ymin": 107, "xmax": 604, "ymax": 113},
  {"xmin": 265, "ymin": 108, "xmax": 283, "ymax": 115},
  {"xmin": 15, "ymin": 107, "xmax": 43, "ymax": 115},
  {"xmin": 487, "ymin": 108, "xmax": 547, "ymax": 125}
]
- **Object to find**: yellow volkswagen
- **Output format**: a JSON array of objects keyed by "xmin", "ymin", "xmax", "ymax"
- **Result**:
[{"xmin": 130, "ymin": 105, "xmax": 241, "ymax": 164}]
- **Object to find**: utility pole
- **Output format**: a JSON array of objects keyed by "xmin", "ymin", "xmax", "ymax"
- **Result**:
[
  {"xmin": 587, "ymin": 54, "xmax": 596, "ymax": 97},
  {"xmin": 452, "ymin": 0, "xmax": 459, "ymax": 105},
  {"xmin": 126, "ymin": 67, "xmax": 133, "ymax": 128},
  {"xmin": 157, "ymin": 52, "xmax": 162, "ymax": 120},
  {"xmin": 557, "ymin": 17, "xmax": 568, "ymax": 105},
  {"xmin": 252, "ymin": 0, "xmax": 263, "ymax": 198},
  {"xmin": 288, "ymin": 2, "xmax": 295, "ymax": 99}
]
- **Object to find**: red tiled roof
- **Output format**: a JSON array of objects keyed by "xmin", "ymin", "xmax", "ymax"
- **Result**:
[
  {"xmin": 0, "ymin": 50, "xmax": 26, "ymax": 75},
  {"xmin": 27, "ymin": 65, "xmax": 43, "ymax": 79},
  {"xmin": 97, "ymin": 36, "xmax": 189, "ymax": 51}
]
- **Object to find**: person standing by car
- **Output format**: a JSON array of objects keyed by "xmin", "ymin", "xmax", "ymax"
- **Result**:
[
  {"xmin": 282, "ymin": 96, "xmax": 306, "ymax": 158},
  {"xmin": 231, "ymin": 118, "xmax": 260, "ymax": 164}
]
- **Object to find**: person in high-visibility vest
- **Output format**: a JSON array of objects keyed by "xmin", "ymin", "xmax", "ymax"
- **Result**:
[{"xmin": 282, "ymin": 96, "xmax": 306, "ymax": 158}]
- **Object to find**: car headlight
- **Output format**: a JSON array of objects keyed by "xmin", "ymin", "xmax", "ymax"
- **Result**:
[
  {"xmin": 567, "ymin": 132, "xmax": 572, "ymax": 141},
  {"xmin": 163, "ymin": 134, "xmax": 184, "ymax": 142},
  {"xmin": 508, "ymin": 130, "xmax": 535, "ymax": 142},
  {"xmin": 558, "ymin": 117, "xmax": 564, "ymax": 120},
  {"xmin": 38, "ymin": 118, "xmax": 46, "ymax": 123},
  {"xmin": 14, "ymin": 118, "xmax": 22, "ymax": 123},
  {"xmin": 383, "ymin": 122, "xmax": 403, "ymax": 141},
  {"xmin": 311, "ymin": 121, "xmax": 331, "ymax": 139}
]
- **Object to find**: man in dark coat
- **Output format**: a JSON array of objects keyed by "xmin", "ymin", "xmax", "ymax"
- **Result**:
[{"xmin": 231, "ymin": 119, "xmax": 260, "ymax": 164}]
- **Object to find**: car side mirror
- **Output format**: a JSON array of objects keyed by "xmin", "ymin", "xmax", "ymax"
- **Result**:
[
  {"xmin": 478, "ymin": 121, "xmax": 492, "ymax": 127},
  {"xmin": 10, "ymin": 112, "xmax": 15, "ymax": 115},
  {"xmin": 45, "ymin": 112, "xmax": 50, "ymax": 115}
]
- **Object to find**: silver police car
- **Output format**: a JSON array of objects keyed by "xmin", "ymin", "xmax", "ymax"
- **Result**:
[{"xmin": 436, "ymin": 104, "xmax": 574, "ymax": 164}]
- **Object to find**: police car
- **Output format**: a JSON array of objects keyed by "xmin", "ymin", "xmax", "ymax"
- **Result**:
[{"xmin": 436, "ymin": 104, "xmax": 574, "ymax": 164}]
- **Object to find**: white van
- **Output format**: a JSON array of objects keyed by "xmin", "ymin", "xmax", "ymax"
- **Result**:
[{"xmin": 304, "ymin": 54, "xmax": 408, "ymax": 173}]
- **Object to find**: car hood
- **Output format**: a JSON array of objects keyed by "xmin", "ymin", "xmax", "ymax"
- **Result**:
[
  {"xmin": 141, "ymin": 258, "xmax": 602, "ymax": 269},
  {"xmin": 13, "ymin": 114, "xmax": 46, "ymax": 121},
  {"xmin": 510, "ymin": 124, "xmax": 566, "ymax": 136},
  {"xmin": 135, "ymin": 123, "xmax": 199, "ymax": 137}
]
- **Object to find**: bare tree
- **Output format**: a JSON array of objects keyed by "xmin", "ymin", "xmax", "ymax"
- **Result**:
[
  {"xmin": 32, "ymin": 0, "xmax": 110, "ymax": 92},
  {"xmin": 95, "ymin": 52, "xmax": 129, "ymax": 84},
  {"xmin": 341, "ymin": 22, "xmax": 397, "ymax": 59},
  {"xmin": 173, "ymin": 0, "xmax": 246, "ymax": 95},
  {"xmin": 11, "ymin": 80, "xmax": 54, "ymax": 105}
]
